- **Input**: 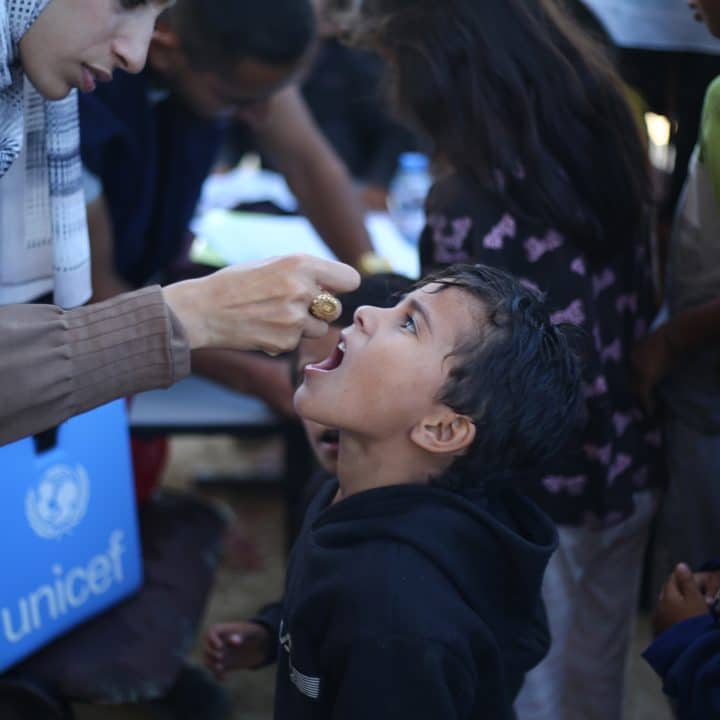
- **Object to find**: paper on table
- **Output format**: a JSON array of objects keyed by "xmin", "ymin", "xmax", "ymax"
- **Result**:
[
  {"xmin": 190, "ymin": 209, "xmax": 420, "ymax": 279},
  {"xmin": 195, "ymin": 167, "xmax": 299, "ymax": 217}
]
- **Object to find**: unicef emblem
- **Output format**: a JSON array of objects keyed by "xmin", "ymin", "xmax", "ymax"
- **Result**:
[{"xmin": 25, "ymin": 464, "xmax": 90, "ymax": 540}]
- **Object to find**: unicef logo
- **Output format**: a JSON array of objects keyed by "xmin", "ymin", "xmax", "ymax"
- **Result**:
[{"xmin": 25, "ymin": 464, "xmax": 90, "ymax": 540}]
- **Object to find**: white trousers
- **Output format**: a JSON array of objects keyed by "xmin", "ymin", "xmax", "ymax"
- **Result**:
[{"xmin": 515, "ymin": 492, "xmax": 656, "ymax": 720}]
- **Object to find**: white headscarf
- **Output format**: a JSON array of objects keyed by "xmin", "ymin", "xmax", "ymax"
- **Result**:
[{"xmin": 0, "ymin": 0, "xmax": 91, "ymax": 308}]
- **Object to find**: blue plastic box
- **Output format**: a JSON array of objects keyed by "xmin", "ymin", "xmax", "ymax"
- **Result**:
[{"xmin": 0, "ymin": 400, "xmax": 142, "ymax": 672}]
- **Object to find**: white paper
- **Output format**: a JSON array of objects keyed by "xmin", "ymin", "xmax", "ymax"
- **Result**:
[
  {"xmin": 195, "ymin": 167, "xmax": 299, "ymax": 217},
  {"xmin": 192, "ymin": 209, "xmax": 420, "ymax": 279}
]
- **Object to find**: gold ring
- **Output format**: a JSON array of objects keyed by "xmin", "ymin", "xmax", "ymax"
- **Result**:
[{"xmin": 310, "ymin": 291, "xmax": 342, "ymax": 323}]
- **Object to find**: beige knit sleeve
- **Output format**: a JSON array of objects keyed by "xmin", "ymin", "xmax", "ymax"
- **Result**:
[{"xmin": 0, "ymin": 285, "xmax": 190, "ymax": 445}]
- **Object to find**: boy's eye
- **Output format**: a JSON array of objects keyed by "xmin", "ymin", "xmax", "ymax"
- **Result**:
[{"xmin": 401, "ymin": 314, "xmax": 417, "ymax": 334}]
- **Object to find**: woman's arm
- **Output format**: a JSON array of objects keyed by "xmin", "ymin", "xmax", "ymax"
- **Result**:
[
  {"xmin": 632, "ymin": 80, "xmax": 720, "ymax": 410},
  {"xmin": 0, "ymin": 286, "xmax": 188, "ymax": 445},
  {"xmin": 254, "ymin": 86, "xmax": 374, "ymax": 269},
  {"xmin": 0, "ymin": 255, "xmax": 359, "ymax": 445},
  {"xmin": 632, "ymin": 298, "xmax": 720, "ymax": 411}
]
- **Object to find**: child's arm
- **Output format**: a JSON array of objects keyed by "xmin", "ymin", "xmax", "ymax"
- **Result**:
[
  {"xmin": 632, "ymin": 298, "xmax": 720, "ymax": 411},
  {"xmin": 644, "ymin": 615, "xmax": 720, "ymax": 717},
  {"xmin": 204, "ymin": 621, "xmax": 273, "ymax": 681},
  {"xmin": 643, "ymin": 564, "xmax": 720, "ymax": 718},
  {"xmin": 204, "ymin": 602, "xmax": 282, "ymax": 680}
]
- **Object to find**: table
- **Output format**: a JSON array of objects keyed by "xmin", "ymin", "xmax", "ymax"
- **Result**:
[
  {"xmin": 190, "ymin": 166, "xmax": 421, "ymax": 279},
  {"xmin": 130, "ymin": 376, "xmax": 281, "ymax": 436},
  {"xmin": 129, "ymin": 376, "xmax": 314, "ymax": 546}
]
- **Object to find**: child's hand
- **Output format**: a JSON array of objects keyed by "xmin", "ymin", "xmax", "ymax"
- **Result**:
[
  {"xmin": 653, "ymin": 564, "xmax": 709, "ymax": 636},
  {"xmin": 631, "ymin": 327, "xmax": 674, "ymax": 414},
  {"xmin": 694, "ymin": 569, "xmax": 720, "ymax": 607},
  {"xmin": 204, "ymin": 621, "xmax": 273, "ymax": 680}
]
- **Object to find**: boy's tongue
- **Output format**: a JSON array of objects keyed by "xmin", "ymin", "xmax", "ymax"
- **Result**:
[{"xmin": 307, "ymin": 342, "xmax": 345, "ymax": 373}]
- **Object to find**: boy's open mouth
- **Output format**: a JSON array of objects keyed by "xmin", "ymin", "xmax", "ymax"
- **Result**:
[{"xmin": 306, "ymin": 339, "xmax": 346, "ymax": 374}]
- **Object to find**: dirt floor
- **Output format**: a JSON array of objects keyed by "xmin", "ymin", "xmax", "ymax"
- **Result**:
[{"xmin": 73, "ymin": 436, "xmax": 673, "ymax": 720}]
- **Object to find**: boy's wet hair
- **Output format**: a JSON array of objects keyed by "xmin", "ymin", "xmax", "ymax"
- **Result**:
[
  {"xmin": 169, "ymin": 0, "xmax": 316, "ymax": 73},
  {"xmin": 290, "ymin": 273, "xmax": 412, "ymax": 389},
  {"xmin": 419, "ymin": 264, "xmax": 585, "ymax": 492}
]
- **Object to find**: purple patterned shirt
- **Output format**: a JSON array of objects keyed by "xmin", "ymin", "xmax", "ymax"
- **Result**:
[{"xmin": 420, "ymin": 173, "xmax": 661, "ymax": 527}]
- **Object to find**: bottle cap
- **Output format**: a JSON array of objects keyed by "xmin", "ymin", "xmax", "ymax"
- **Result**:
[{"xmin": 398, "ymin": 152, "xmax": 429, "ymax": 172}]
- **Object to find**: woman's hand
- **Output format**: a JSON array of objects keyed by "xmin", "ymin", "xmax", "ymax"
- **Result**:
[{"xmin": 163, "ymin": 255, "xmax": 360, "ymax": 354}]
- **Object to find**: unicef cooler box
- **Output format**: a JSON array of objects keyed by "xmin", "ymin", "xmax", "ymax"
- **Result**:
[{"xmin": 0, "ymin": 400, "xmax": 142, "ymax": 672}]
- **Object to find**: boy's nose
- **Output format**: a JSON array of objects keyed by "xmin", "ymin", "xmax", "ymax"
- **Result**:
[
  {"xmin": 353, "ymin": 305, "xmax": 384, "ymax": 334},
  {"xmin": 353, "ymin": 305, "xmax": 373, "ymax": 332}
]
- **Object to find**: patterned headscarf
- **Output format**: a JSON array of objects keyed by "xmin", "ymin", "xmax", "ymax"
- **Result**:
[{"xmin": 0, "ymin": 0, "xmax": 91, "ymax": 308}]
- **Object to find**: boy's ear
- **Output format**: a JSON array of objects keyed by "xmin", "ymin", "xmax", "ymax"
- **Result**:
[{"xmin": 410, "ymin": 407, "xmax": 476, "ymax": 456}]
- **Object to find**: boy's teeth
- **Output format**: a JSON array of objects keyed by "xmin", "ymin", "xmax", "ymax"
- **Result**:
[{"xmin": 338, "ymin": 340, "xmax": 346, "ymax": 353}]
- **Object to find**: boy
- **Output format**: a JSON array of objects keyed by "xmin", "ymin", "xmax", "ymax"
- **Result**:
[
  {"xmin": 204, "ymin": 274, "xmax": 413, "ymax": 674},
  {"xmin": 207, "ymin": 264, "xmax": 584, "ymax": 718}
]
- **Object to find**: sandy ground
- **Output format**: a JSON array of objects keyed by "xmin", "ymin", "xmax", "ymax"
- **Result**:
[{"xmin": 73, "ymin": 436, "xmax": 673, "ymax": 720}]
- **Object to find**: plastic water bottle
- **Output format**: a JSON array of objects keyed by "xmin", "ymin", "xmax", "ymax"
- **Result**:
[{"xmin": 388, "ymin": 152, "xmax": 432, "ymax": 245}]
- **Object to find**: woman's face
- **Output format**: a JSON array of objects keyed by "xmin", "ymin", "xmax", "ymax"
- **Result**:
[{"xmin": 19, "ymin": 0, "xmax": 174, "ymax": 100}]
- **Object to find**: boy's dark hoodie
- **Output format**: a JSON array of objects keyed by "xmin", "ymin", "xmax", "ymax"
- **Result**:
[{"xmin": 257, "ymin": 476, "xmax": 558, "ymax": 719}]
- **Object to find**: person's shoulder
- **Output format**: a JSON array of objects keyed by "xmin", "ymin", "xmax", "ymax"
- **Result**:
[
  {"xmin": 79, "ymin": 70, "xmax": 151, "ymax": 145},
  {"xmin": 702, "ymin": 76, "xmax": 720, "ymax": 139},
  {"xmin": 706, "ymin": 76, "xmax": 720, "ymax": 110},
  {"xmin": 85, "ymin": 69, "xmax": 150, "ymax": 110}
]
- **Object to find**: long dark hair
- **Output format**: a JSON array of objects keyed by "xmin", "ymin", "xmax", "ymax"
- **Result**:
[{"xmin": 353, "ymin": 0, "xmax": 649, "ymax": 263}]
